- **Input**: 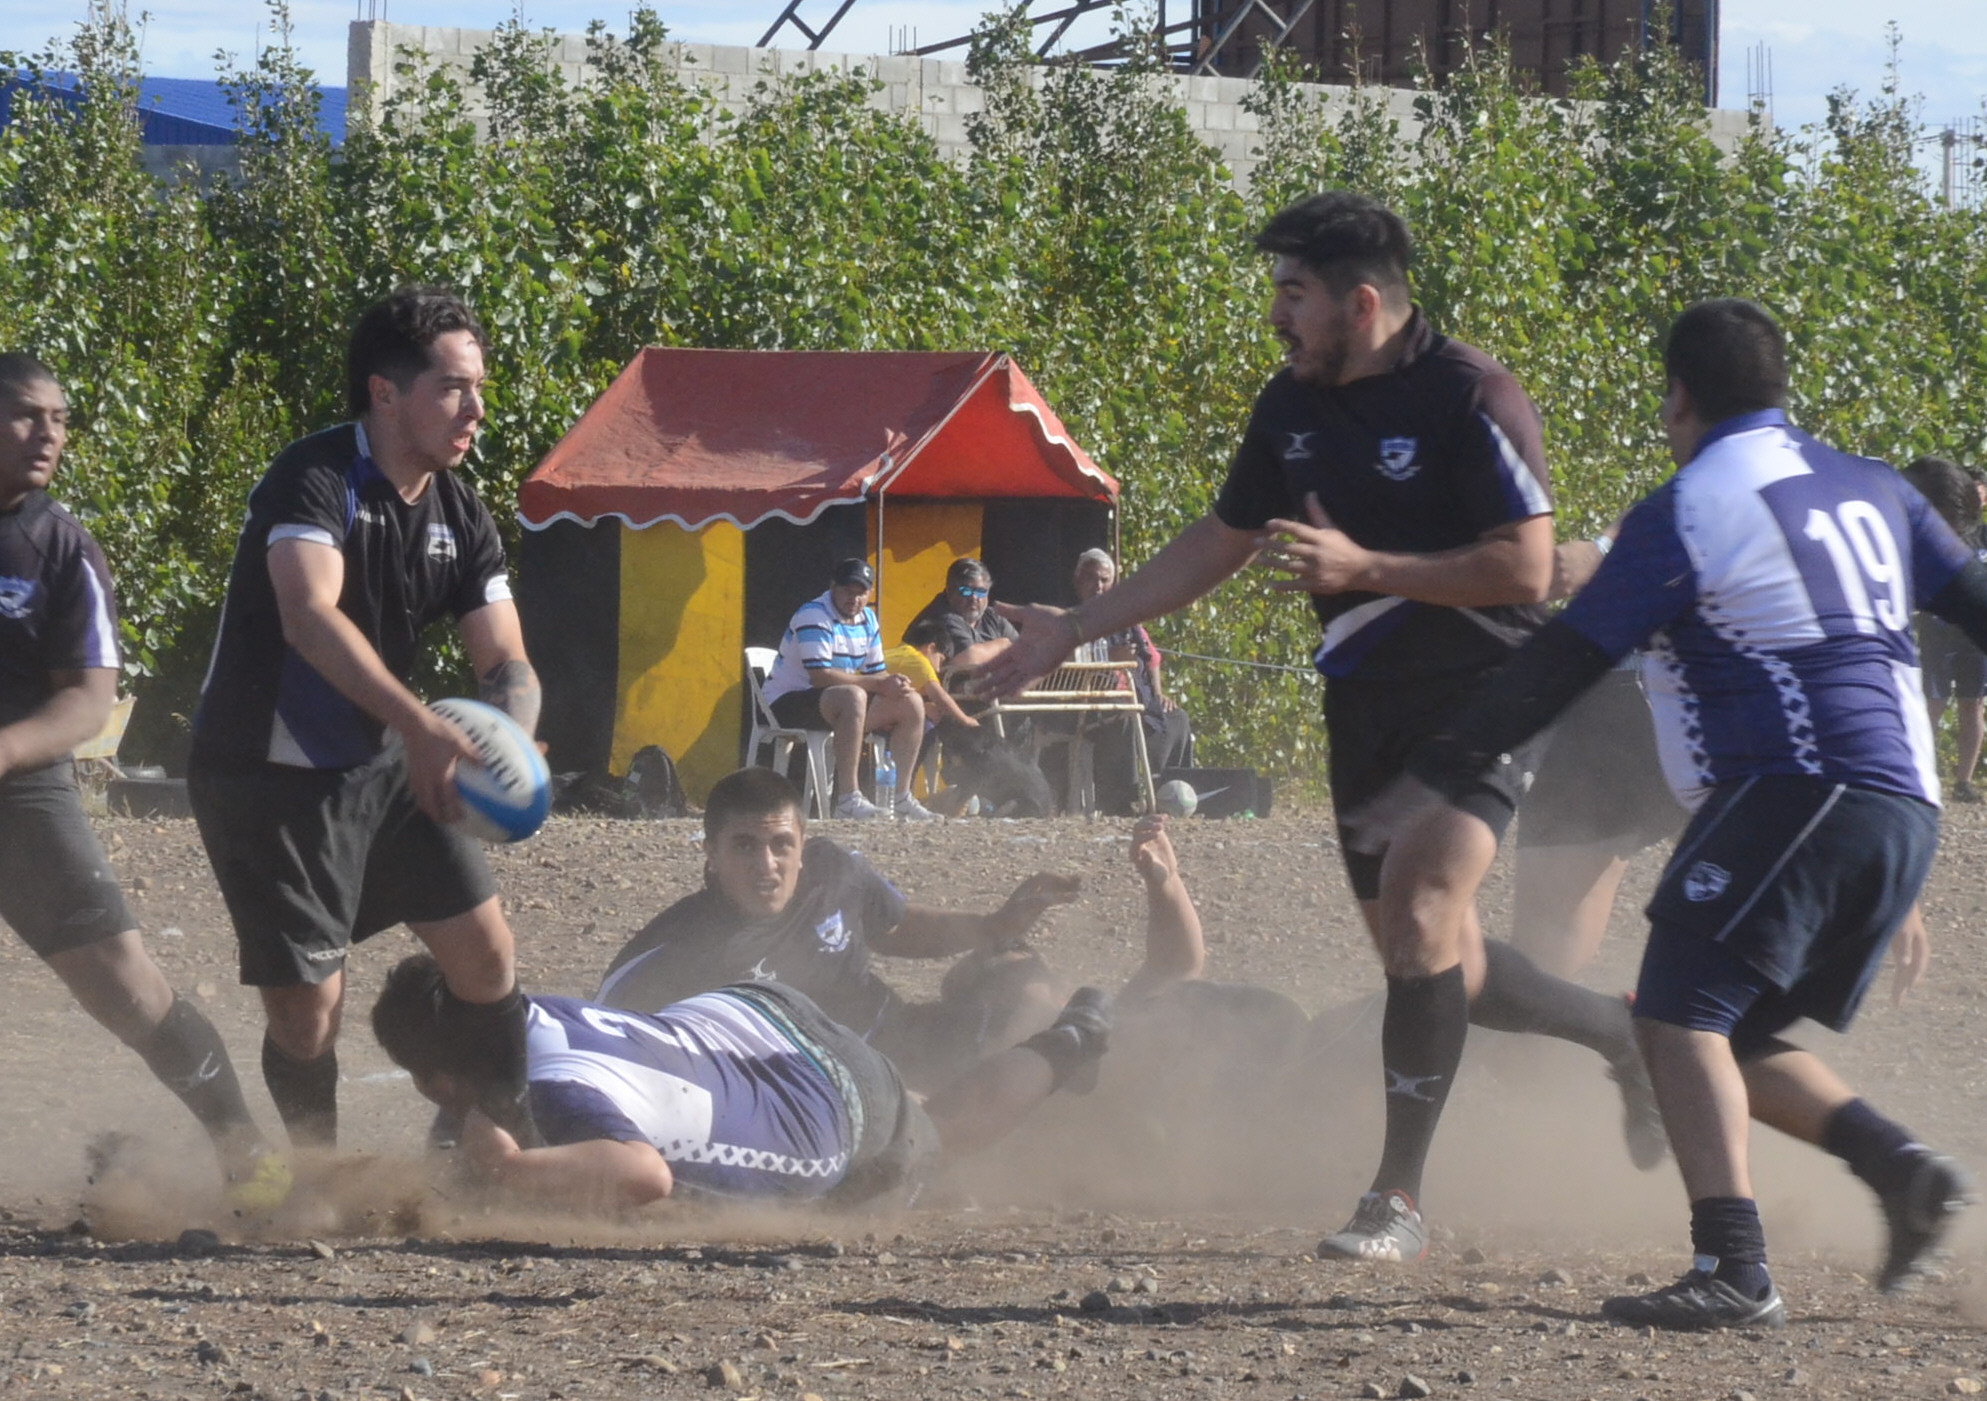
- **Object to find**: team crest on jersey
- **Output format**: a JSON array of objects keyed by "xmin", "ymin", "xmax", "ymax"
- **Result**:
[
  {"xmin": 1375, "ymin": 437, "xmax": 1420, "ymax": 481},
  {"xmin": 1682, "ymin": 860, "xmax": 1732, "ymax": 903},
  {"xmin": 1282, "ymin": 431, "xmax": 1317, "ymax": 461},
  {"xmin": 0, "ymin": 577, "xmax": 38, "ymax": 619},
  {"xmin": 814, "ymin": 911, "xmax": 850, "ymax": 953},
  {"xmin": 425, "ymin": 523, "xmax": 458, "ymax": 562}
]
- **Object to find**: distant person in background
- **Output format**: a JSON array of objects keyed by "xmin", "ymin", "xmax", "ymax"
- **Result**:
[
  {"xmin": 1902, "ymin": 457, "xmax": 1987, "ymax": 802},
  {"xmin": 761, "ymin": 557, "xmax": 934, "ymax": 822},
  {"xmin": 906, "ymin": 558, "xmax": 1018, "ymax": 667},
  {"xmin": 1073, "ymin": 547, "xmax": 1194, "ymax": 771},
  {"xmin": 0, "ymin": 353, "xmax": 286, "ymax": 1207}
]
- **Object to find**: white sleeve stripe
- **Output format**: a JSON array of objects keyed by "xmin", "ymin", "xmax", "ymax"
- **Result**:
[
  {"xmin": 484, "ymin": 575, "xmax": 513, "ymax": 603},
  {"xmin": 1482, "ymin": 413, "xmax": 1553, "ymax": 517},
  {"xmin": 268, "ymin": 523, "xmax": 338, "ymax": 548},
  {"xmin": 78, "ymin": 559, "xmax": 118, "ymax": 669}
]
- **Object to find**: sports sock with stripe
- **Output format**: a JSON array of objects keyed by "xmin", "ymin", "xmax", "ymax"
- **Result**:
[
  {"xmin": 1370, "ymin": 964, "xmax": 1469, "ymax": 1201},
  {"xmin": 132, "ymin": 994, "xmax": 261, "ymax": 1150},
  {"xmin": 1470, "ymin": 938, "xmax": 1634, "ymax": 1060},
  {"xmin": 261, "ymin": 1034, "xmax": 338, "ymax": 1148},
  {"xmin": 1822, "ymin": 1097, "xmax": 1924, "ymax": 1197}
]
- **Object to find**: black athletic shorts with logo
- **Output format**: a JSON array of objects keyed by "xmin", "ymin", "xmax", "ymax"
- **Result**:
[
  {"xmin": 1326, "ymin": 668, "xmax": 1545, "ymax": 900},
  {"xmin": 1517, "ymin": 667, "xmax": 1688, "ymax": 857},
  {"xmin": 0, "ymin": 763, "xmax": 134, "ymax": 957},
  {"xmin": 1635, "ymin": 776, "xmax": 1937, "ymax": 1045},
  {"xmin": 188, "ymin": 747, "xmax": 497, "ymax": 987},
  {"xmin": 1920, "ymin": 614, "xmax": 1987, "ymax": 705},
  {"xmin": 728, "ymin": 981, "xmax": 942, "ymax": 1209}
]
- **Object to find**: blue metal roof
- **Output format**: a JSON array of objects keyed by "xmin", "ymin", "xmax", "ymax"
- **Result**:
[{"xmin": 1, "ymin": 72, "xmax": 347, "ymax": 145}]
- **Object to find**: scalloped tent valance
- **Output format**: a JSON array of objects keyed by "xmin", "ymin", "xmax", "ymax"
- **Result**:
[{"xmin": 518, "ymin": 347, "xmax": 1116, "ymax": 531}]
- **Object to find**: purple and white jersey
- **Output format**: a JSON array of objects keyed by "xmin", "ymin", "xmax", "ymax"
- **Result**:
[
  {"xmin": 1560, "ymin": 410, "xmax": 1974, "ymax": 810},
  {"xmin": 524, "ymin": 991, "xmax": 855, "ymax": 1200}
]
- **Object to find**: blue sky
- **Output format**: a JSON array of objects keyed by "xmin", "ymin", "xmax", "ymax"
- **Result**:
[{"xmin": 4, "ymin": 1, "xmax": 1982, "ymax": 136}]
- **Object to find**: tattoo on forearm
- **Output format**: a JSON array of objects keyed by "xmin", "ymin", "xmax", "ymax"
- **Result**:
[{"xmin": 480, "ymin": 659, "xmax": 542, "ymax": 737}]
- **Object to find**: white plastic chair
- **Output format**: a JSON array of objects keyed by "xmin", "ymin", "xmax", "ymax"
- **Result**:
[{"xmin": 742, "ymin": 647, "xmax": 884, "ymax": 818}]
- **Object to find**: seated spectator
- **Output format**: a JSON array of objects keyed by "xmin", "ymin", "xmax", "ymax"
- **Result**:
[
  {"xmin": 905, "ymin": 557, "xmax": 1018, "ymax": 667},
  {"xmin": 760, "ymin": 557, "xmax": 934, "ymax": 821},
  {"xmin": 1072, "ymin": 548, "xmax": 1194, "ymax": 773},
  {"xmin": 885, "ymin": 616, "xmax": 981, "ymax": 735}
]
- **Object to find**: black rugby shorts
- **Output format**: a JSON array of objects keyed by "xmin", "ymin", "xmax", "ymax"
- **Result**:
[
  {"xmin": 1920, "ymin": 615, "xmax": 1987, "ymax": 705},
  {"xmin": 1517, "ymin": 667, "xmax": 1688, "ymax": 856},
  {"xmin": 188, "ymin": 748, "xmax": 497, "ymax": 987},
  {"xmin": 0, "ymin": 764, "xmax": 135, "ymax": 957},
  {"xmin": 1635, "ymin": 776, "xmax": 1937, "ymax": 1041},
  {"xmin": 1326, "ymin": 669, "xmax": 1544, "ymax": 900}
]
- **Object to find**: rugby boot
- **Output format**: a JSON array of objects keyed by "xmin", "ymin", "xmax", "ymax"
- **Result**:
[
  {"xmin": 1318, "ymin": 1190, "xmax": 1429, "ymax": 1263},
  {"xmin": 1601, "ymin": 1267, "xmax": 1786, "ymax": 1331},
  {"xmin": 1875, "ymin": 1152, "xmax": 1977, "ymax": 1292},
  {"xmin": 1020, "ymin": 986, "xmax": 1113, "ymax": 1094},
  {"xmin": 1608, "ymin": 999, "xmax": 1669, "ymax": 1171}
]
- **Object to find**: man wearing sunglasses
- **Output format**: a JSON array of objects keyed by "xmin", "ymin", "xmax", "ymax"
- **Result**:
[{"xmin": 906, "ymin": 558, "xmax": 1018, "ymax": 668}]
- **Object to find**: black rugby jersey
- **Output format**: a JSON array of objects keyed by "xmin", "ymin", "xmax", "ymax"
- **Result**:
[
  {"xmin": 1215, "ymin": 311, "xmax": 1552, "ymax": 682},
  {"xmin": 0, "ymin": 492, "xmax": 119, "ymax": 746},
  {"xmin": 596, "ymin": 837, "xmax": 909, "ymax": 1039},
  {"xmin": 192, "ymin": 423, "xmax": 510, "ymax": 769}
]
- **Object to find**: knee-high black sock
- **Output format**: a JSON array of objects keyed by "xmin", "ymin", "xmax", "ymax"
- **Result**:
[
  {"xmin": 1822, "ymin": 1098, "xmax": 1925, "ymax": 1197},
  {"xmin": 1690, "ymin": 1195, "xmax": 1773, "ymax": 1299},
  {"xmin": 439, "ymin": 986, "xmax": 544, "ymax": 1148},
  {"xmin": 132, "ymin": 995, "xmax": 261, "ymax": 1151},
  {"xmin": 1471, "ymin": 939, "xmax": 1634, "ymax": 1061},
  {"xmin": 261, "ymin": 1034, "xmax": 337, "ymax": 1148},
  {"xmin": 1371, "ymin": 964, "xmax": 1469, "ymax": 1202}
]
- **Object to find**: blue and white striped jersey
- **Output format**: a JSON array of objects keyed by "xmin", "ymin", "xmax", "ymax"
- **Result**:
[
  {"xmin": 524, "ymin": 990, "xmax": 856, "ymax": 1200},
  {"xmin": 762, "ymin": 591, "xmax": 884, "ymax": 705},
  {"xmin": 1560, "ymin": 410, "xmax": 1974, "ymax": 809}
]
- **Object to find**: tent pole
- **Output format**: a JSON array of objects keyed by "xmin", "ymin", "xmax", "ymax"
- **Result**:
[{"xmin": 874, "ymin": 478, "xmax": 886, "ymax": 619}]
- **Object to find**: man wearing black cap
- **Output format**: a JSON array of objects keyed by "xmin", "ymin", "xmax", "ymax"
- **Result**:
[{"xmin": 762, "ymin": 558, "xmax": 933, "ymax": 820}]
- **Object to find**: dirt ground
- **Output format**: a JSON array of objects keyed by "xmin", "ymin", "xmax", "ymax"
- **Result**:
[{"xmin": 4, "ymin": 801, "xmax": 1987, "ymax": 1400}]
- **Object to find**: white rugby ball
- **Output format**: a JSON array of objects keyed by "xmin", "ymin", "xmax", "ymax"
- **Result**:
[
  {"xmin": 429, "ymin": 698, "xmax": 550, "ymax": 843},
  {"xmin": 1156, "ymin": 778, "xmax": 1198, "ymax": 818}
]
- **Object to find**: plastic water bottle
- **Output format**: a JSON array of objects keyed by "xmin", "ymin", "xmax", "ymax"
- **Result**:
[{"xmin": 875, "ymin": 752, "xmax": 897, "ymax": 820}]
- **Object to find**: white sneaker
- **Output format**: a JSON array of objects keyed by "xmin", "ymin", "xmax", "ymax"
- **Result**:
[
  {"xmin": 835, "ymin": 791, "xmax": 884, "ymax": 820},
  {"xmin": 897, "ymin": 795, "xmax": 939, "ymax": 822}
]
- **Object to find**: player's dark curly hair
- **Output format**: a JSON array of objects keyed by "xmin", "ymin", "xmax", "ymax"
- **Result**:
[
  {"xmin": 1663, "ymin": 299, "xmax": 1788, "ymax": 424},
  {"xmin": 371, "ymin": 953, "xmax": 456, "ymax": 1078},
  {"xmin": 345, "ymin": 286, "xmax": 489, "ymax": 418},
  {"xmin": 704, "ymin": 766, "xmax": 805, "ymax": 843},
  {"xmin": 0, "ymin": 352, "xmax": 58, "ymax": 405},
  {"xmin": 1253, "ymin": 193, "xmax": 1412, "ymax": 304},
  {"xmin": 1902, "ymin": 456, "xmax": 1979, "ymax": 533}
]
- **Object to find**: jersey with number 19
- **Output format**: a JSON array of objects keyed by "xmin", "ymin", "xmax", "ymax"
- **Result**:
[{"xmin": 1560, "ymin": 409, "xmax": 1975, "ymax": 810}]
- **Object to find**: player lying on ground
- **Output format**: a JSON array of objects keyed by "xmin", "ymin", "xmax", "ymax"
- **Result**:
[
  {"xmin": 1356, "ymin": 298, "xmax": 1980, "ymax": 1329},
  {"xmin": 374, "ymin": 814, "xmax": 1218, "ymax": 1212},
  {"xmin": 186, "ymin": 288, "xmax": 545, "ymax": 1153},
  {"xmin": 0, "ymin": 355, "xmax": 288, "ymax": 1206},
  {"xmin": 599, "ymin": 767, "xmax": 1084, "ymax": 1093},
  {"xmin": 982, "ymin": 191, "xmax": 1663, "ymax": 1265}
]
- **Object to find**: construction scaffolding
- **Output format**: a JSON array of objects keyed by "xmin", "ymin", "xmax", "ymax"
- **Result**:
[{"xmin": 757, "ymin": 0, "xmax": 1718, "ymax": 97}]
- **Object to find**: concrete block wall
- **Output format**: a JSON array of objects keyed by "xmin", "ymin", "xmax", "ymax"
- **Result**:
[{"xmin": 346, "ymin": 21, "xmax": 1758, "ymax": 187}]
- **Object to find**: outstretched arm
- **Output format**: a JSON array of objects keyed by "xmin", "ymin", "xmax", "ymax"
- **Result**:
[
  {"xmin": 460, "ymin": 1113, "xmax": 674, "ymax": 1210},
  {"xmin": 872, "ymin": 874, "xmax": 1083, "ymax": 959},
  {"xmin": 1119, "ymin": 815, "xmax": 1205, "ymax": 1003},
  {"xmin": 979, "ymin": 512, "xmax": 1260, "ymax": 698}
]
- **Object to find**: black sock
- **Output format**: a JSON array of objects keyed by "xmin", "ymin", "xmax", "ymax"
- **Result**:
[
  {"xmin": 1822, "ymin": 1098, "xmax": 1925, "ymax": 1197},
  {"xmin": 439, "ymin": 987, "xmax": 544, "ymax": 1148},
  {"xmin": 1370, "ymin": 964, "xmax": 1469, "ymax": 1202},
  {"xmin": 1690, "ymin": 1195, "xmax": 1773, "ymax": 1299},
  {"xmin": 132, "ymin": 995, "xmax": 261, "ymax": 1152},
  {"xmin": 261, "ymin": 1034, "xmax": 337, "ymax": 1148},
  {"xmin": 1471, "ymin": 940, "xmax": 1634, "ymax": 1061}
]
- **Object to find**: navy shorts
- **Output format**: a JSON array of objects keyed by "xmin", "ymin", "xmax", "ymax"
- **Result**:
[
  {"xmin": 1920, "ymin": 615, "xmax": 1987, "ymax": 705},
  {"xmin": 0, "ymin": 764, "xmax": 135, "ymax": 957},
  {"xmin": 1634, "ymin": 777, "xmax": 1937, "ymax": 1045},
  {"xmin": 188, "ymin": 749, "xmax": 497, "ymax": 987},
  {"xmin": 1518, "ymin": 667, "xmax": 1687, "ymax": 857},
  {"xmin": 1326, "ymin": 670, "xmax": 1543, "ymax": 900}
]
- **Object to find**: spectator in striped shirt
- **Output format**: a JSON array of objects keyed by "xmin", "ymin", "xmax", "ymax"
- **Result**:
[{"xmin": 763, "ymin": 558, "xmax": 934, "ymax": 820}]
